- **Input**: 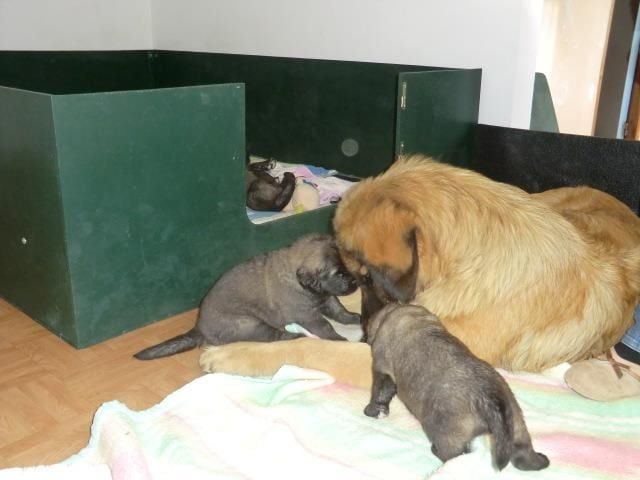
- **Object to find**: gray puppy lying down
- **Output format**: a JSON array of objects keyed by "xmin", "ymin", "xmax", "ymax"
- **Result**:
[
  {"xmin": 134, "ymin": 234, "xmax": 360, "ymax": 360},
  {"xmin": 364, "ymin": 303, "xmax": 549, "ymax": 472}
]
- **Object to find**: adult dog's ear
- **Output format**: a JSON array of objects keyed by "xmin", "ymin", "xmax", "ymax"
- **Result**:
[
  {"xmin": 357, "ymin": 272, "xmax": 388, "ymax": 343},
  {"xmin": 361, "ymin": 277, "xmax": 387, "ymax": 319},
  {"xmin": 296, "ymin": 267, "xmax": 320, "ymax": 293},
  {"xmin": 368, "ymin": 228, "xmax": 420, "ymax": 303}
]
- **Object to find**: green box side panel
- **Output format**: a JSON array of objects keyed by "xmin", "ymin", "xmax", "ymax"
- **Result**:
[
  {"xmin": 530, "ymin": 72, "xmax": 559, "ymax": 133},
  {"xmin": 52, "ymin": 84, "xmax": 248, "ymax": 347},
  {"xmin": 395, "ymin": 69, "xmax": 482, "ymax": 167},
  {"xmin": 246, "ymin": 206, "xmax": 337, "ymax": 255},
  {"xmin": 0, "ymin": 51, "xmax": 484, "ymax": 346},
  {"xmin": 152, "ymin": 52, "xmax": 439, "ymax": 177},
  {"xmin": 0, "ymin": 87, "xmax": 77, "ymax": 343},
  {"xmin": 0, "ymin": 51, "xmax": 154, "ymax": 94}
]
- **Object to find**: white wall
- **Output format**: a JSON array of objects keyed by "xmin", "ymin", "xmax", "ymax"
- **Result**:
[
  {"xmin": 151, "ymin": 0, "xmax": 543, "ymax": 129},
  {"xmin": 0, "ymin": 0, "xmax": 153, "ymax": 50},
  {"xmin": 536, "ymin": 0, "xmax": 614, "ymax": 135},
  {"xmin": 0, "ymin": 0, "xmax": 543, "ymax": 129}
]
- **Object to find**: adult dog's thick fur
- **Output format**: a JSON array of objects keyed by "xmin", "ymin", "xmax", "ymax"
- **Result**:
[{"xmin": 201, "ymin": 156, "xmax": 640, "ymax": 380}]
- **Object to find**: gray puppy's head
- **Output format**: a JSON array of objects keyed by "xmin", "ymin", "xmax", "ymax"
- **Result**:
[
  {"xmin": 294, "ymin": 235, "xmax": 359, "ymax": 296},
  {"xmin": 365, "ymin": 303, "xmax": 437, "ymax": 345}
]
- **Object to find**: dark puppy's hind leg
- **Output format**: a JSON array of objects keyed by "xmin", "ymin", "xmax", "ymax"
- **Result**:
[
  {"xmin": 244, "ymin": 323, "xmax": 306, "ymax": 342},
  {"xmin": 430, "ymin": 442, "xmax": 469, "ymax": 463},
  {"xmin": 511, "ymin": 406, "xmax": 550, "ymax": 470},
  {"xmin": 429, "ymin": 436, "xmax": 472, "ymax": 464},
  {"xmin": 320, "ymin": 297, "xmax": 361, "ymax": 325},
  {"xmin": 364, "ymin": 371, "xmax": 397, "ymax": 418},
  {"xmin": 500, "ymin": 392, "xmax": 550, "ymax": 470},
  {"xmin": 511, "ymin": 444, "xmax": 549, "ymax": 471},
  {"xmin": 427, "ymin": 416, "xmax": 477, "ymax": 463},
  {"xmin": 209, "ymin": 318, "xmax": 305, "ymax": 345}
]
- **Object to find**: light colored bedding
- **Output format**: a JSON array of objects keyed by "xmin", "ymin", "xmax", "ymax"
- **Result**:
[
  {"xmin": 1, "ymin": 364, "xmax": 638, "ymax": 479},
  {"xmin": 246, "ymin": 161, "xmax": 357, "ymax": 224}
]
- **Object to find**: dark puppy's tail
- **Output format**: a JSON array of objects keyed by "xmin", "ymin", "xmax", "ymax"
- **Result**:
[
  {"xmin": 485, "ymin": 391, "xmax": 549, "ymax": 471},
  {"xmin": 133, "ymin": 329, "xmax": 203, "ymax": 360}
]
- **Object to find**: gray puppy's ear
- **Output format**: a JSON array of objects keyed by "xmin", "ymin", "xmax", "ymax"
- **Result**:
[{"xmin": 296, "ymin": 267, "xmax": 321, "ymax": 293}]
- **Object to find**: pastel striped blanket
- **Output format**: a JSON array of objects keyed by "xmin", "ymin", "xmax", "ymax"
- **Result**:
[{"xmin": 1, "ymin": 365, "xmax": 638, "ymax": 480}]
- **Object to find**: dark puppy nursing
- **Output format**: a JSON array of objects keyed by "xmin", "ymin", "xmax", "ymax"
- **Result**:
[
  {"xmin": 364, "ymin": 303, "xmax": 549, "ymax": 471},
  {"xmin": 134, "ymin": 234, "xmax": 359, "ymax": 360}
]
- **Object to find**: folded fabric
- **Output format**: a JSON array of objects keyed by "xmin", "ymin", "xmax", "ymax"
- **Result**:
[
  {"xmin": 301, "ymin": 176, "xmax": 357, "ymax": 204},
  {"xmin": 266, "ymin": 161, "xmax": 337, "ymax": 180},
  {"xmin": 0, "ymin": 464, "xmax": 111, "ymax": 480},
  {"xmin": 245, "ymin": 159, "xmax": 358, "ymax": 223},
  {"xmin": 1, "ymin": 364, "xmax": 638, "ymax": 480}
]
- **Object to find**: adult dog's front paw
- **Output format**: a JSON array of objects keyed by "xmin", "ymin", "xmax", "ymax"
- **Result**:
[
  {"xmin": 198, "ymin": 341, "xmax": 297, "ymax": 378},
  {"xmin": 199, "ymin": 346, "xmax": 225, "ymax": 373},
  {"xmin": 199, "ymin": 344, "xmax": 259, "ymax": 374},
  {"xmin": 364, "ymin": 402, "xmax": 389, "ymax": 419}
]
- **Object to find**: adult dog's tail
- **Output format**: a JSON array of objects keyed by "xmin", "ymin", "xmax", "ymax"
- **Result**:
[
  {"xmin": 133, "ymin": 329, "xmax": 203, "ymax": 360},
  {"xmin": 485, "ymin": 391, "xmax": 549, "ymax": 471}
]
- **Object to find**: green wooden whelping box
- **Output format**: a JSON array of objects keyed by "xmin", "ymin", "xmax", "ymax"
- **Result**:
[{"xmin": 0, "ymin": 51, "xmax": 481, "ymax": 347}]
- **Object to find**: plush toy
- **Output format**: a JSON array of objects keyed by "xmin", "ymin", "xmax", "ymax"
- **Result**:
[{"xmin": 283, "ymin": 178, "xmax": 320, "ymax": 213}]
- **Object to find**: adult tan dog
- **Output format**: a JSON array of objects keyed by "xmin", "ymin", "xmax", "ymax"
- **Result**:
[{"xmin": 200, "ymin": 155, "xmax": 640, "ymax": 384}]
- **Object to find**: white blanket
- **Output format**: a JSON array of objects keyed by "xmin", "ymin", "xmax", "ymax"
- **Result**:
[{"xmin": 1, "ymin": 365, "xmax": 639, "ymax": 480}]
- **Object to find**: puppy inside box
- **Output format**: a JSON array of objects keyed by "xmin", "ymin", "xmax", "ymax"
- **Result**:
[{"xmin": 246, "ymin": 155, "xmax": 360, "ymax": 224}]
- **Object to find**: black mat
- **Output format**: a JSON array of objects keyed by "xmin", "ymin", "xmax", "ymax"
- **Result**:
[{"xmin": 471, "ymin": 124, "xmax": 640, "ymax": 215}]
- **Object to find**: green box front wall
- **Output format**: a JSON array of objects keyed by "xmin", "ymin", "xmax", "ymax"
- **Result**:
[
  {"xmin": 0, "ymin": 51, "xmax": 481, "ymax": 347},
  {"xmin": 0, "ymin": 51, "xmax": 482, "ymax": 175},
  {"xmin": 0, "ymin": 88, "xmax": 76, "ymax": 342}
]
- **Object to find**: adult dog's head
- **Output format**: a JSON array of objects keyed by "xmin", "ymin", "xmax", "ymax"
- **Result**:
[
  {"xmin": 293, "ymin": 235, "xmax": 359, "ymax": 297},
  {"xmin": 333, "ymin": 185, "xmax": 420, "ymax": 305}
]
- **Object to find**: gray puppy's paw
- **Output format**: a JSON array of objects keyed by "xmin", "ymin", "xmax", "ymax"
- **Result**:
[{"xmin": 364, "ymin": 403, "xmax": 389, "ymax": 419}]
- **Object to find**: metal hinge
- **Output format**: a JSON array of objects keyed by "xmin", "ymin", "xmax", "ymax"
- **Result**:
[
  {"xmin": 623, "ymin": 121, "xmax": 630, "ymax": 138},
  {"xmin": 400, "ymin": 81, "xmax": 407, "ymax": 110}
]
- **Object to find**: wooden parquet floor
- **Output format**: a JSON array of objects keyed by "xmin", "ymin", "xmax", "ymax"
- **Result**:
[{"xmin": 0, "ymin": 299, "xmax": 203, "ymax": 468}]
